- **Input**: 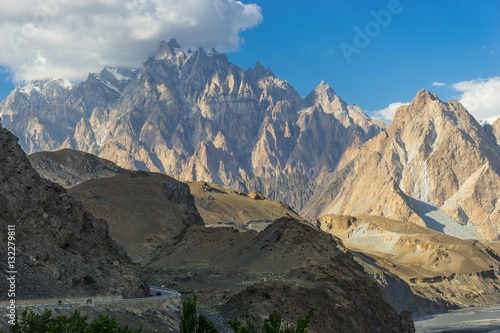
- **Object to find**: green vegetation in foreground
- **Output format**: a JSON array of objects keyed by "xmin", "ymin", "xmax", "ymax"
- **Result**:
[
  {"xmin": 7, "ymin": 309, "xmax": 142, "ymax": 333},
  {"xmin": 229, "ymin": 305, "xmax": 317, "ymax": 333},
  {"xmin": 180, "ymin": 293, "xmax": 317, "ymax": 333},
  {"xmin": 180, "ymin": 293, "xmax": 218, "ymax": 333}
]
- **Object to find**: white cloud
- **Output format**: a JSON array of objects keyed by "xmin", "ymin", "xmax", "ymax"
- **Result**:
[
  {"xmin": 432, "ymin": 82, "xmax": 446, "ymax": 87},
  {"xmin": 452, "ymin": 77, "xmax": 500, "ymax": 124},
  {"xmin": 370, "ymin": 102, "xmax": 409, "ymax": 124},
  {"xmin": 0, "ymin": 0, "xmax": 263, "ymax": 83}
]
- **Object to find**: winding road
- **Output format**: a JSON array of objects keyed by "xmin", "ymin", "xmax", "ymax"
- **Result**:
[
  {"xmin": 0, "ymin": 286, "xmax": 181, "ymax": 311},
  {"xmin": 149, "ymin": 286, "xmax": 181, "ymax": 298}
]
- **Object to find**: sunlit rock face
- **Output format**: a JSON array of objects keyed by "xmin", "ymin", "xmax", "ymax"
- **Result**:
[{"xmin": 305, "ymin": 90, "xmax": 500, "ymax": 241}]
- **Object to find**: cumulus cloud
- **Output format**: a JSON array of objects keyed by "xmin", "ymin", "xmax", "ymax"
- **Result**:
[
  {"xmin": 432, "ymin": 82, "xmax": 446, "ymax": 87},
  {"xmin": 370, "ymin": 102, "xmax": 409, "ymax": 124},
  {"xmin": 0, "ymin": 0, "xmax": 262, "ymax": 83},
  {"xmin": 452, "ymin": 77, "xmax": 500, "ymax": 124}
]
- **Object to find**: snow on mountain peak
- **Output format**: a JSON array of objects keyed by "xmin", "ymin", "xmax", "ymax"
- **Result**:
[
  {"xmin": 19, "ymin": 78, "xmax": 75, "ymax": 96},
  {"xmin": 102, "ymin": 66, "xmax": 137, "ymax": 82},
  {"xmin": 50, "ymin": 78, "xmax": 75, "ymax": 90},
  {"xmin": 20, "ymin": 82, "xmax": 42, "ymax": 95}
]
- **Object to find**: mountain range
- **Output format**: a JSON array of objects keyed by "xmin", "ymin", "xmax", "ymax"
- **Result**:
[
  {"xmin": 1, "ymin": 39, "xmax": 499, "ymax": 240},
  {"xmin": 0, "ymin": 39, "xmax": 385, "ymax": 213},
  {"xmin": 304, "ymin": 90, "xmax": 500, "ymax": 240}
]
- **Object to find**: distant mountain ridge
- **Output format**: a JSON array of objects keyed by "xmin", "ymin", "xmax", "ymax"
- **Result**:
[{"xmin": 0, "ymin": 39, "xmax": 385, "ymax": 212}]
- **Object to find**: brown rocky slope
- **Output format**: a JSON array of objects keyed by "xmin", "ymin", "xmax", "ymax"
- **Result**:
[
  {"xmin": 28, "ymin": 148, "xmax": 304, "ymax": 232},
  {"xmin": 26, "ymin": 147, "xmax": 482, "ymax": 318},
  {"xmin": 0, "ymin": 123, "xmax": 147, "ymax": 299},
  {"xmin": 68, "ymin": 171, "xmax": 204, "ymax": 264},
  {"xmin": 186, "ymin": 180, "xmax": 304, "ymax": 230},
  {"xmin": 28, "ymin": 148, "xmax": 128, "ymax": 188},
  {"xmin": 317, "ymin": 214, "xmax": 500, "ymax": 313},
  {"xmin": 148, "ymin": 217, "xmax": 414, "ymax": 333}
]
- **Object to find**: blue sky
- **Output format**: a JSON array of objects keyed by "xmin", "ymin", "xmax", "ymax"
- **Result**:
[
  {"xmin": 1, "ymin": 0, "xmax": 499, "ymax": 122},
  {"xmin": 228, "ymin": 0, "xmax": 500, "ymax": 121}
]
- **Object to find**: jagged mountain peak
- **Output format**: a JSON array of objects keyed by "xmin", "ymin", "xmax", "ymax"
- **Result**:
[
  {"xmin": 254, "ymin": 60, "xmax": 273, "ymax": 75},
  {"xmin": 83, "ymin": 66, "xmax": 138, "ymax": 97},
  {"xmin": 407, "ymin": 89, "xmax": 440, "ymax": 107},
  {"xmin": 304, "ymin": 81, "xmax": 341, "ymax": 106},
  {"xmin": 184, "ymin": 46, "xmax": 229, "ymax": 65},
  {"xmin": 415, "ymin": 88, "xmax": 439, "ymax": 101},
  {"xmin": 402, "ymin": 89, "xmax": 441, "ymax": 110},
  {"xmin": 156, "ymin": 38, "xmax": 182, "ymax": 51},
  {"xmin": 16, "ymin": 78, "xmax": 75, "ymax": 99},
  {"xmin": 392, "ymin": 89, "xmax": 478, "ymax": 129},
  {"xmin": 44, "ymin": 78, "xmax": 75, "ymax": 89},
  {"xmin": 246, "ymin": 61, "xmax": 275, "ymax": 81},
  {"xmin": 255, "ymin": 60, "xmax": 265, "ymax": 70},
  {"xmin": 95, "ymin": 66, "xmax": 138, "ymax": 82},
  {"xmin": 167, "ymin": 38, "xmax": 181, "ymax": 49},
  {"xmin": 315, "ymin": 80, "xmax": 335, "ymax": 94},
  {"xmin": 154, "ymin": 38, "xmax": 186, "ymax": 62}
]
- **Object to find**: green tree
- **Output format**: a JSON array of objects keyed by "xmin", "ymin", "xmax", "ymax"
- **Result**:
[
  {"xmin": 196, "ymin": 313, "xmax": 218, "ymax": 333},
  {"xmin": 180, "ymin": 293, "xmax": 218, "ymax": 333},
  {"xmin": 293, "ymin": 305, "xmax": 317, "ymax": 333},
  {"xmin": 230, "ymin": 305, "xmax": 317, "ymax": 333},
  {"xmin": 228, "ymin": 317, "xmax": 257, "ymax": 333},
  {"xmin": 180, "ymin": 293, "xmax": 198, "ymax": 333},
  {"xmin": 263, "ymin": 311, "xmax": 282, "ymax": 333},
  {"xmin": 87, "ymin": 314, "xmax": 139, "ymax": 332}
]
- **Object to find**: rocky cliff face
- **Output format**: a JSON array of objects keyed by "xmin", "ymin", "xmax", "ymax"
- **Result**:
[
  {"xmin": 305, "ymin": 90, "xmax": 500, "ymax": 240},
  {"xmin": 0, "ymin": 123, "xmax": 147, "ymax": 299},
  {"xmin": 0, "ymin": 39, "xmax": 385, "ymax": 212}
]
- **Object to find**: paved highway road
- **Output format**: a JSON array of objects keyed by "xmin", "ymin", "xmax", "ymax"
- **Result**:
[
  {"xmin": 0, "ymin": 286, "xmax": 182, "ymax": 311},
  {"xmin": 149, "ymin": 286, "xmax": 181, "ymax": 298}
]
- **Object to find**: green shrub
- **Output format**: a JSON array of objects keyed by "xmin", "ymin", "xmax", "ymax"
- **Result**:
[
  {"xmin": 10, "ymin": 309, "xmax": 141, "ymax": 333},
  {"xmin": 180, "ymin": 293, "xmax": 317, "ymax": 333},
  {"xmin": 230, "ymin": 305, "xmax": 317, "ymax": 333}
]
